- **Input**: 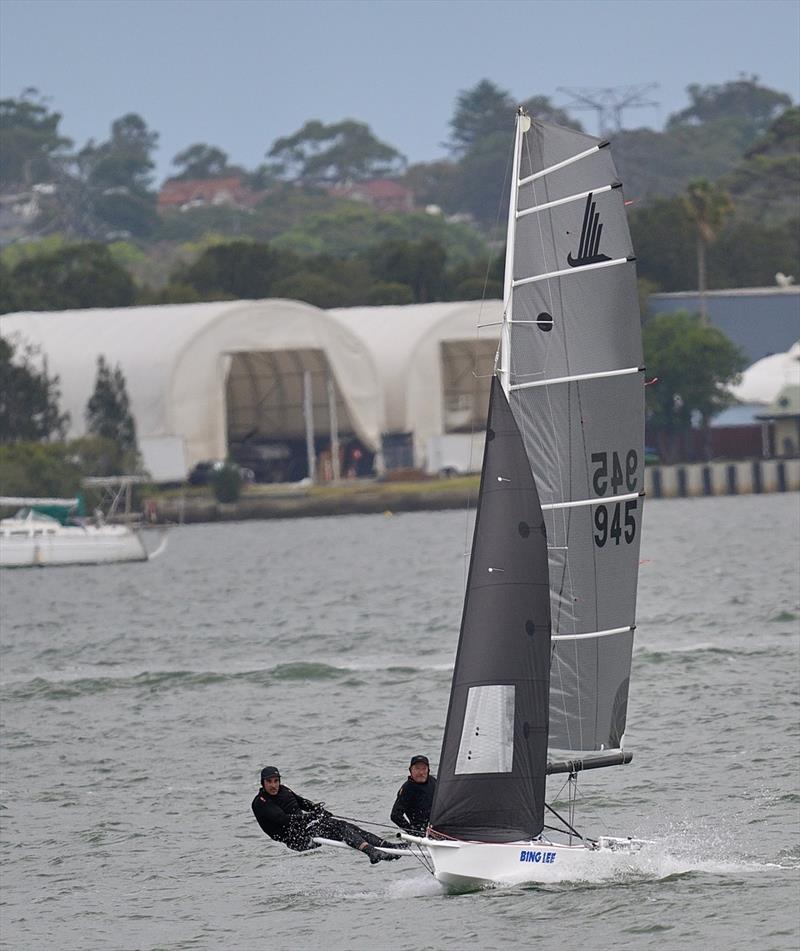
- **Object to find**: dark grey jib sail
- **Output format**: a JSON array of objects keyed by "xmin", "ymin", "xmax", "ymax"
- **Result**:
[
  {"xmin": 506, "ymin": 117, "xmax": 645, "ymax": 757},
  {"xmin": 430, "ymin": 376, "xmax": 552, "ymax": 842}
]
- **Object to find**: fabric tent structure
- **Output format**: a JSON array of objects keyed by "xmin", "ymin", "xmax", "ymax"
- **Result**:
[
  {"xmin": 728, "ymin": 341, "xmax": 800, "ymax": 404},
  {"xmin": 1, "ymin": 300, "xmax": 383, "ymax": 481},
  {"xmin": 330, "ymin": 301, "xmax": 502, "ymax": 467}
]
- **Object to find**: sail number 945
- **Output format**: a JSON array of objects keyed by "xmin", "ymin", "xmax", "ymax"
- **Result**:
[{"xmin": 591, "ymin": 450, "xmax": 639, "ymax": 548}]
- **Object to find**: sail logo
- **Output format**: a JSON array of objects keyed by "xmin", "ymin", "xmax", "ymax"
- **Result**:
[
  {"xmin": 519, "ymin": 849, "xmax": 556, "ymax": 864},
  {"xmin": 567, "ymin": 193, "xmax": 612, "ymax": 267}
]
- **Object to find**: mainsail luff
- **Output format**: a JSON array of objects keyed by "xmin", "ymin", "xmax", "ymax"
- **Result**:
[
  {"xmin": 506, "ymin": 116, "xmax": 645, "ymax": 756},
  {"xmin": 429, "ymin": 377, "xmax": 552, "ymax": 842}
]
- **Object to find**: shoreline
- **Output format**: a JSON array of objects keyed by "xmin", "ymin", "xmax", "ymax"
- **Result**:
[{"xmin": 146, "ymin": 459, "xmax": 800, "ymax": 524}]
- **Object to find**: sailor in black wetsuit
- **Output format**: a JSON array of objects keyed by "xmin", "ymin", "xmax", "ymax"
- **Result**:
[
  {"xmin": 390, "ymin": 755, "xmax": 437, "ymax": 835},
  {"xmin": 252, "ymin": 766, "xmax": 400, "ymax": 864}
]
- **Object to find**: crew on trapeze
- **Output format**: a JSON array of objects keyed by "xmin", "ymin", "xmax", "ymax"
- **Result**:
[
  {"xmin": 251, "ymin": 765, "xmax": 401, "ymax": 864},
  {"xmin": 390, "ymin": 754, "xmax": 437, "ymax": 836}
]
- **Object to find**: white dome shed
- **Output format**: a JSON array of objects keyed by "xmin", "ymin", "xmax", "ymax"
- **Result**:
[{"xmin": 1, "ymin": 300, "xmax": 384, "ymax": 481}]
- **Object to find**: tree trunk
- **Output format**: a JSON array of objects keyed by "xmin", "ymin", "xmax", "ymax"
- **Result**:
[{"xmin": 697, "ymin": 235, "xmax": 708, "ymax": 324}]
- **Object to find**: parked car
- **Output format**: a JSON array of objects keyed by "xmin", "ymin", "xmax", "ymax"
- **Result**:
[
  {"xmin": 229, "ymin": 441, "xmax": 291, "ymax": 483},
  {"xmin": 187, "ymin": 460, "xmax": 254, "ymax": 486}
]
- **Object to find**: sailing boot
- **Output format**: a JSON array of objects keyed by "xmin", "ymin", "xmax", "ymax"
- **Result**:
[
  {"xmin": 379, "ymin": 838, "xmax": 408, "ymax": 851},
  {"xmin": 364, "ymin": 845, "xmax": 400, "ymax": 863}
]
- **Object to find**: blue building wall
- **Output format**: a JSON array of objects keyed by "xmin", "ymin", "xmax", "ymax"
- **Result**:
[{"xmin": 648, "ymin": 287, "xmax": 799, "ymax": 363}]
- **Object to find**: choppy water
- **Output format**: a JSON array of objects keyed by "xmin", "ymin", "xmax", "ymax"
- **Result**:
[{"xmin": 1, "ymin": 494, "xmax": 799, "ymax": 951}]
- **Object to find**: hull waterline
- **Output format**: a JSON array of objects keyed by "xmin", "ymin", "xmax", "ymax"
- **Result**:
[{"xmin": 402, "ymin": 834, "xmax": 650, "ymax": 889}]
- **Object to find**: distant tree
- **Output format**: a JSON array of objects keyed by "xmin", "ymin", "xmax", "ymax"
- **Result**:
[
  {"xmin": 0, "ymin": 260, "xmax": 19, "ymax": 314},
  {"xmin": 0, "ymin": 335, "xmax": 69, "ymax": 442},
  {"xmin": 363, "ymin": 281, "xmax": 415, "ymax": 305},
  {"xmin": 270, "ymin": 271, "xmax": 351, "ymax": 308},
  {"xmin": 402, "ymin": 160, "xmax": 460, "ymax": 213},
  {"xmin": 176, "ymin": 240, "xmax": 298, "ymax": 299},
  {"xmin": 643, "ymin": 311, "xmax": 746, "ymax": 462},
  {"xmin": 171, "ymin": 143, "xmax": 238, "ymax": 180},
  {"xmin": 667, "ymin": 76, "xmax": 792, "ymax": 142},
  {"xmin": 268, "ymin": 119, "xmax": 406, "ymax": 184},
  {"xmin": 710, "ymin": 216, "xmax": 800, "ymax": 288},
  {"xmin": 684, "ymin": 179, "xmax": 734, "ymax": 321},
  {"xmin": 81, "ymin": 113, "xmax": 159, "ymax": 190},
  {"xmin": 0, "ymin": 88, "xmax": 72, "ymax": 187},
  {"xmin": 272, "ymin": 204, "xmax": 486, "ymax": 265},
  {"xmin": 85, "ymin": 356, "xmax": 137, "ymax": 455},
  {"xmin": 724, "ymin": 106, "xmax": 800, "ymax": 224},
  {"xmin": 448, "ymin": 80, "xmax": 581, "ymax": 157},
  {"xmin": 0, "ymin": 441, "xmax": 82, "ymax": 497},
  {"xmin": 448, "ymin": 80, "xmax": 516, "ymax": 156},
  {"xmin": 367, "ymin": 238, "xmax": 447, "ymax": 302},
  {"xmin": 449, "ymin": 131, "xmax": 510, "ymax": 228},
  {"xmin": 75, "ymin": 113, "xmax": 160, "ymax": 238},
  {"xmin": 11, "ymin": 243, "xmax": 137, "ymax": 310},
  {"xmin": 212, "ymin": 463, "xmax": 242, "ymax": 503}
]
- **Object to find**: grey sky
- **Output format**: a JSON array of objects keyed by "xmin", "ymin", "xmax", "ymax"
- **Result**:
[{"xmin": 1, "ymin": 0, "xmax": 798, "ymax": 184}]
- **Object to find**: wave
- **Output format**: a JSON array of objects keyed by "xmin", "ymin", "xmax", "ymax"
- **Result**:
[
  {"xmin": 0, "ymin": 659, "xmax": 447, "ymax": 701},
  {"xmin": 634, "ymin": 642, "xmax": 787, "ymax": 663}
]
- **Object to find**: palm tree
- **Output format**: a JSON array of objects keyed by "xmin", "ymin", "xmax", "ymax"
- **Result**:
[{"xmin": 684, "ymin": 179, "xmax": 734, "ymax": 323}]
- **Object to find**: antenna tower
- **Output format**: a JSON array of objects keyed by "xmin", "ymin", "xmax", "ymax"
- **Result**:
[{"xmin": 557, "ymin": 83, "xmax": 659, "ymax": 137}]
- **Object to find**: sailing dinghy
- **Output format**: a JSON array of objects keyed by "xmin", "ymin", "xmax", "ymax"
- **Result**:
[{"xmin": 402, "ymin": 111, "xmax": 649, "ymax": 889}]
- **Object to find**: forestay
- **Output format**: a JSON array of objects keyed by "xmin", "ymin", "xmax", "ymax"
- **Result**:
[{"xmin": 506, "ymin": 118, "xmax": 645, "ymax": 755}]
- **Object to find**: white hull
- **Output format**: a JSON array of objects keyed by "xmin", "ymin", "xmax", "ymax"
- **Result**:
[
  {"xmin": 0, "ymin": 523, "xmax": 149, "ymax": 567},
  {"xmin": 402, "ymin": 834, "xmax": 650, "ymax": 890}
]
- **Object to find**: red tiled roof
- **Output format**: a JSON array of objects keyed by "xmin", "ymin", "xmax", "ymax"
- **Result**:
[{"xmin": 158, "ymin": 176, "xmax": 259, "ymax": 209}]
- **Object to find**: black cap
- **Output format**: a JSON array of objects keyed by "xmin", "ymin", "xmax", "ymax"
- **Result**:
[
  {"xmin": 260, "ymin": 766, "xmax": 281, "ymax": 781},
  {"xmin": 409, "ymin": 755, "xmax": 429, "ymax": 768}
]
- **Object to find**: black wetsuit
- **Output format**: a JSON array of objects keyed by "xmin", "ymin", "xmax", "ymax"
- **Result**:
[
  {"xmin": 251, "ymin": 784, "xmax": 386, "ymax": 853},
  {"xmin": 390, "ymin": 775, "xmax": 437, "ymax": 834}
]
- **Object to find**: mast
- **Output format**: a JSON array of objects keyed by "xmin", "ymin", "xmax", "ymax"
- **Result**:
[{"xmin": 499, "ymin": 109, "xmax": 530, "ymax": 397}]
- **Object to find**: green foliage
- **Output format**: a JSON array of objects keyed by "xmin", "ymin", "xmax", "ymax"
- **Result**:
[
  {"xmin": 176, "ymin": 240, "xmax": 298, "ymax": 299},
  {"xmin": 629, "ymin": 198, "xmax": 695, "ymax": 290},
  {"xmin": 67, "ymin": 435, "xmax": 133, "ymax": 477},
  {"xmin": 0, "ymin": 441, "xmax": 82, "ymax": 497},
  {"xmin": 449, "ymin": 80, "xmax": 516, "ymax": 156},
  {"xmin": 0, "ymin": 335, "xmax": 69, "ymax": 442},
  {"xmin": 667, "ymin": 76, "xmax": 792, "ymax": 141},
  {"xmin": 684, "ymin": 178, "xmax": 733, "ymax": 244},
  {"xmin": 0, "ymin": 435, "xmax": 139, "ymax": 496},
  {"xmin": 85, "ymin": 356, "xmax": 138, "ymax": 455},
  {"xmin": 171, "ymin": 143, "xmax": 237, "ymax": 180},
  {"xmin": 724, "ymin": 106, "xmax": 800, "ymax": 223},
  {"xmin": 0, "ymin": 260, "xmax": 19, "ymax": 314},
  {"xmin": 0, "ymin": 235, "xmax": 70, "ymax": 270},
  {"xmin": 272, "ymin": 204, "xmax": 486, "ymax": 265},
  {"xmin": 269, "ymin": 119, "xmax": 406, "ymax": 184},
  {"xmin": 613, "ymin": 121, "xmax": 753, "ymax": 202},
  {"xmin": 364, "ymin": 282, "xmax": 414, "ymax": 305},
  {"xmin": 366, "ymin": 237, "xmax": 446, "ymax": 302},
  {"xmin": 212, "ymin": 462, "xmax": 242, "ymax": 503},
  {"xmin": 447, "ymin": 81, "xmax": 581, "ymax": 157},
  {"xmin": 643, "ymin": 311, "xmax": 747, "ymax": 460},
  {"xmin": 444, "ymin": 81, "xmax": 582, "ymax": 226},
  {"xmin": 0, "ymin": 88, "xmax": 72, "ymax": 186},
  {"xmin": 80, "ymin": 113, "xmax": 158, "ymax": 191},
  {"xmin": 8, "ymin": 243, "xmax": 136, "ymax": 311},
  {"xmin": 631, "ymin": 194, "xmax": 799, "ymax": 292},
  {"xmin": 709, "ymin": 217, "xmax": 799, "ymax": 287},
  {"xmin": 452, "ymin": 276, "xmax": 502, "ymax": 300},
  {"xmin": 270, "ymin": 271, "xmax": 351, "ymax": 308}
]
